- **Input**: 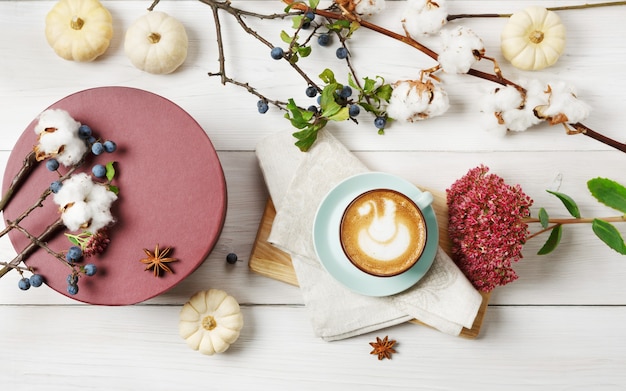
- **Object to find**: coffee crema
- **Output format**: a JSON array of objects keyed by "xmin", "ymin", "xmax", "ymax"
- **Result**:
[{"xmin": 339, "ymin": 189, "xmax": 427, "ymax": 277}]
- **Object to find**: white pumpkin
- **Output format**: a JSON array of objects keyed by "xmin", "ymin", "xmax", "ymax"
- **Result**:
[
  {"xmin": 500, "ymin": 6, "xmax": 566, "ymax": 71},
  {"xmin": 124, "ymin": 11, "xmax": 188, "ymax": 74},
  {"xmin": 45, "ymin": 0, "xmax": 113, "ymax": 62},
  {"xmin": 179, "ymin": 289, "xmax": 244, "ymax": 355}
]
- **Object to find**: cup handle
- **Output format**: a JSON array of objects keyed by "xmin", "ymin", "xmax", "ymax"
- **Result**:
[{"xmin": 413, "ymin": 190, "xmax": 433, "ymax": 210}]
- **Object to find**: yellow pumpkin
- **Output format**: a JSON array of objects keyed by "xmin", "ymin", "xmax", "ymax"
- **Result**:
[
  {"xmin": 500, "ymin": 6, "xmax": 566, "ymax": 71},
  {"xmin": 124, "ymin": 11, "xmax": 188, "ymax": 74},
  {"xmin": 45, "ymin": 0, "xmax": 113, "ymax": 62},
  {"xmin": 179, "ymin": 289, "xmax": 244, "ymax": 355}
]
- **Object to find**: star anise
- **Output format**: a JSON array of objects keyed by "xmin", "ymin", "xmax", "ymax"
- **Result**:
[
  {"xmin": 140, "ymin": 245, "xmax": 177, "ymax": 277},
  {"xmin": 369, "ymin": 336, "xmax": 397, "ymax": 360}
]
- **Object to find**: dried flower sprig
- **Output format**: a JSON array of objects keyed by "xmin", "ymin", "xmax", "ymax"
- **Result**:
[{"xmin": 447, "ymin": 165, "xmax": 626, "ymax": 292}]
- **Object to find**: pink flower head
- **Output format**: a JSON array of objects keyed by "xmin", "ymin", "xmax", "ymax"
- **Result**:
[{"xmin": 446, "ymin": 165, "xmax": 533, "ymax": 292}]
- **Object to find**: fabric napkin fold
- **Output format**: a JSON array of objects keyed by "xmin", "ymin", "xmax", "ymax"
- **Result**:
[{"xmin": 256, "ymin": 129, "xmax": 482, "ymax": 341}]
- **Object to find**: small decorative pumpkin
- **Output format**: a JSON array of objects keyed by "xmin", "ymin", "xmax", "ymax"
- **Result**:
[
  {"xmin": 500, "ymin": 6, "xmax": 566, "ymax": 71},
  {"xmin": 124, "ymin": 11, "xmax": 188, "ymax": 74},
  {"xmin": 45, "ymin": 0, "xmax": 113, "ymax": 62},
  {"xmin": 179, "ymin": 289, "xmax": 244, "ymax": 355}
]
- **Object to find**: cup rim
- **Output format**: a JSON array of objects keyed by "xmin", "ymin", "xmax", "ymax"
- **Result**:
[{"xmin": 339, "ymin": 188, "xmax": 428, "ymax": 277}]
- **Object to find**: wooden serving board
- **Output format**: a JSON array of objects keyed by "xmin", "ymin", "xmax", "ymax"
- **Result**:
[{"xmin": 249, "ymin": 188, "xmax": 490, "ymax": 339}]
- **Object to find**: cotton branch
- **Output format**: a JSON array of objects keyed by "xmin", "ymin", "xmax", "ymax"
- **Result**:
[{"xmin": 282, "ymin": 0, "xmax": 626, "ymax": 153}]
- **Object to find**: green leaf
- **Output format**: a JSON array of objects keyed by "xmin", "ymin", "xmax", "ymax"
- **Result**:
[
  {"xmin": 588, "ymin": 177, "xmax": 626, "ymax": 214},
  {"xmin": 309, "ymin": 0, "xmax": 320, "ymax": 9},
  {"xmin": 293, "ymin": 120, "xmax": 327, "ymax": 152},
  {"xmin": 319, "ymin": 68, "xmax": 336, "ymax": 84},
  {"xmin": 107, "ymin": 184, "xmax": 119, "ymax": 195},
  {"xmin": 297, "ymin": 45, "xmax": 312, "ymax": 58},
  {"xmin": 538, "ymin": 207, "xmax": 549, "ymax": 229},
  {"xmin": 105, "ymin": 161, "xmax": 116, "ymax": 182},
  {"xmin": 537, "ymin": 224, "xmax": 562, "ymax": 255},
  {"xmin": 67, "ymin": 235, "xmax": 80, "ymax": 246},
  {"xmin": 348, "ymin": 73, "xmax": 358, "ymax": 89},
  {"xmin": 375, "ymin": 84, "xmax": 393, "ymax": 102},
  {"xmin": 362, "ymin": 77, "xmax": 377, "ymax": 92},
  {"xmin": 291, "ymin": 15, "xmax": 303, "ymax": 29},
  {"xmin": 327, "ymin": 106, "xmax": 350, "ymax": 122},
  {"xmin": 280, "ymin": 30, "xmax": 294, "ymax": 44},
  {"xmin": 546, "ymin": 190, "xmax": 581, "ymax": 218},
  {"xmin": 592, "ymin": 219, "xmax": 626, "ymax": 255}
]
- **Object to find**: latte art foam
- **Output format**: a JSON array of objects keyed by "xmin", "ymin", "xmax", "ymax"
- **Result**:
[
  {"xmin": 357, "ymin": 199, "xmax": 412, "ymax": 261},
  {"xmin": 340, "ymin": 189, "xmax": 427, "ymax": 277}
]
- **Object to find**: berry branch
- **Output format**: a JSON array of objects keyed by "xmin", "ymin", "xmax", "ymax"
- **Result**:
[
  {"xmin": 0, "ymin": 111, "xmax": 119, "ymax": 294},
  {"xmin": 146, "ymin": 0, "xmax": 626, "ymax": 152}
]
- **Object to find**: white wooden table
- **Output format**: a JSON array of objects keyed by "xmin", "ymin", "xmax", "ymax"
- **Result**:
[{"xmin": 1, "ymin": 1, "xmax": 625, "ymax": 389}]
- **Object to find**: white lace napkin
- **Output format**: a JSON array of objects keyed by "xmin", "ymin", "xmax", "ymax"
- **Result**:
[{"xmin": 256, "ymin": 129, "xmax": 482, "ymax": 341}]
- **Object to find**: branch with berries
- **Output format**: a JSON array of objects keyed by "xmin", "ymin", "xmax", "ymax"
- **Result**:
[
  {"xmin": 148, "ymin": 0, "xmax": 626, "ymax": 153},
  {"xmin": 0, "ymin": 109, "xmax": 119, "ymax": 295}
]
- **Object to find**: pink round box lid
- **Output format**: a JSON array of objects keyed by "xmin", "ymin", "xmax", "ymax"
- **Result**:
[{"xmin": 2, "ymin": 87, "xmax": 227, "ymax": 305}]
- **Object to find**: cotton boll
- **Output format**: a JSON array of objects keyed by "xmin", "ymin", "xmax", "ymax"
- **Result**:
[
  {"xmin": 34, "ymin": 109, "xmax": 81, "ymax": 136},
  {"xmin": 85, "ymin": 183, "xmax": 118, "ymax": 208},
  {"xmin": 55, "ymin": 137, "xmax": 88, "ymax": 166},
  {"xmin": 34, "ymin": 109, "xmax": 87, "ymax": 165},
  {"xmin": 53, "ymin": 173, "xmax": 94, "ymax": 208},
  {"xmin": 438, "ymin": 26, "xmax": 484, "ymax": 74},
  {"xmin": 480, "ymin": 81, "xmax": 547, "ymax": 133},
  {"xmin": 86, "ymin": 202, "xmax": 116, "ymax": 233},
  {"xmin": 536, "ymin": 81, "xmax": 591, "ymax": 124},
  {"xmin": 84, "ymin": 184, "xmax": 117, "ymax": 232},
  {"xmin": 387, "ymin": 79, "xmax": 449, "ymax": 122},
  {"xmin": 355, "ymin": 0, "xmax": 386, "ymax": 16},
  {"xmin": 402, "ymin": 0, "xmax": 448, "ymax": 37},
  {"xmin": 61, "ymin": 200, "xmax": 92, "ymax": 232}
]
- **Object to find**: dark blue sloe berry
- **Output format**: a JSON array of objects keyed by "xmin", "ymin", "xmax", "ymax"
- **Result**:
[
  {"xmin": 18, "ymin": 277, "xmax": 31, "ymax": 291},
  {"xmin": 67, "ymin": 284, "xmax": 79, "ymax": 295},
  {"xmin": 339, "ymin": 86, "xmax": 352, "ymax": 98},
  {"xmin": 84, "ymin": 264, "xmax": 97, "ymax": 276},
  {"xmin": 46, "ymin": 158, "xmax": 59, "ymax": 171},
  {"xmin": 374, "ymin": 116, "xmax": 387, "ymax": 129},
  {"xmin": 270, "ymin": 47, "xmax": 284, "ymax": 60},
  {"xmin": 30, "ymin": 274, "xmax": 44, "ymax": 287},
  {"xmin": 336, "ymin": 47, "xmax": 348, "ymax": 59},
  {"xmin": 67, "ymin": 274, "xmax": 78, "ymax": 285},
  {"xmin": 317, "ymin": 34, "xmax": 330, "ymax": 46},
  {"xmin": 306, "ymin": 86, "xmax": 317, "ymax": 98},
  {"xmin": 226, "ymin": 253, "xmax": 238, "ymax": 264},
  {"xmin": 103, "ymin": 140, "xmax": 117, "ymax": 153},
  {"xmin": 91, "ymin": 142, "xmax": 104, "ymax": 156},
  {"xmin": 92, "ymin": 164, "xmax": 106, "ymax": 178},
  {"xmin": 257, "ymin": 100, "xmax": 269, "ymax": 114},
  {"xmin": 50, "ymin": 181, "xmax": 62, "ymax": 194},
  {"xmin": 66, "ymin": 246, "xmax": 83, "ymax": 263},
  {"xmin": 307, "ymin": 105, "xmax": 318, "ymax": 114},
  {"xmin": 305, "ymin": 11, "xmax": 315, "ymax": 21},
  {"xmin": 349, "ymin": 104, "xmax": 360, "ymax": 117},
  {"xmin": 78, "ymin": 125, "xmax": 92, "ymax": 140}
]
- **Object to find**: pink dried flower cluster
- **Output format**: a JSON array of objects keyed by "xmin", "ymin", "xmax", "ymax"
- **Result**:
[
  {"xmin": 83, "ymin": 228, "xmax": 111, "ymax": 258},
  {"xmin": 446, "ymin": 165, "xmax": 533, "ymax": 292}
]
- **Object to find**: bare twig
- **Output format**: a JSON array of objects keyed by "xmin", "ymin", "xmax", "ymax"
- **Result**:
[
  {"xmin": 0, "ymin": 150, "xmax": 37, "ymax": 212},
  {"xmin": 0, "ymin": 218, "xmax": 65, "ymax": 278}
]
